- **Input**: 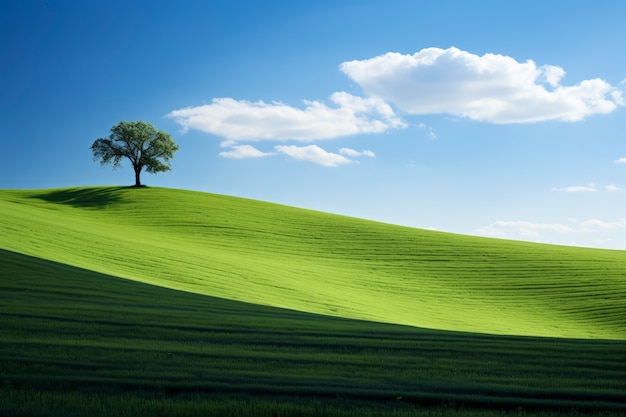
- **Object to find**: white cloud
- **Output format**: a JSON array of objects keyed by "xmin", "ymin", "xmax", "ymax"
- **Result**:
[
  {"xmin": 552, "ymin": 184, "xmax": 597, "ymax": 192},
  {"xmin": 168, "ymin": 92, "xmax": 406, "ymax": 142},
  {"xmin": 340, "ymin": 47, "xmax": 623, "ymax": 123},
  {"xmin": 339, "ymin": 148, "xmax": 376, "ymax": 158},
  {"xmin": 475, "ymin": 221, "xmax": 574, "ymax": 240},
  {"xmin": 418, "ymin": 122, "xmax": 437, "ymax": 140},
  {"xmin": 275, "ymin": 145, "xmax": 353, "ymax": 167},
  {"xmin": 218, "ymin": 144, "xmax": 375, "ymax": 166},
  {"xmin": 219, "ymin": 145, "xmax": 274, "ymax": 159},
  {"xmin": 552, "ymin": 183, "xmax": 622, "ymax": 193},
  {"xmin": 614, "ymin": 157, "xmax": 626, "ymax": 164},
  {"xmin": 475, "ymin": 217, "xmax": 626, "ymax": 248},
  {"xmin": 576, "ymin": 218, "xmax": 626, "ymax": 231}
]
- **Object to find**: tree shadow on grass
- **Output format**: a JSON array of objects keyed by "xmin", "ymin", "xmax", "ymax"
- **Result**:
[{"xmin": 29, "ymin": 186, "xmax": 136, "ymax": 209}]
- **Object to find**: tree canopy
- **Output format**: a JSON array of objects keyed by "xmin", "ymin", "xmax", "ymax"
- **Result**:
[{"xmin": 91, "ymin": 121, "xmax": 179, "ymax": 187}]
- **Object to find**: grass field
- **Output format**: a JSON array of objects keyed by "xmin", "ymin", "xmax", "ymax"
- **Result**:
[
  {"xmin": 1, "ymin": 186, "xmax": 625, "ymax": 415},
  {"xmin": 1, "ymin": 186, "xmax": 625, "ymax": 339}
]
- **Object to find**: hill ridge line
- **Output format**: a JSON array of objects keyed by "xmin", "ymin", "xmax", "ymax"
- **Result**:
[{"xmin": 1, "ymin": 186, "xmax": 625, "ymax": 339}]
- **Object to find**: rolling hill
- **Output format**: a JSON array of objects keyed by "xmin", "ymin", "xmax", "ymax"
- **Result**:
[{"xmin": 1, "ymin": 186, "xmax": 625, "ymax": 339}]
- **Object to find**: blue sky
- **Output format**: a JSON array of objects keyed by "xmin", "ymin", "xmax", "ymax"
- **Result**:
[{"xmin": 3, "ymin": 0, "xmax": 626, "ymax": 249}]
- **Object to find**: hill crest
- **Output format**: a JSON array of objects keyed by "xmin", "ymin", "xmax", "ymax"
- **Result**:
[{"xmin": 1, "ymin": 186, "xmax": 625, "ymax": 339}]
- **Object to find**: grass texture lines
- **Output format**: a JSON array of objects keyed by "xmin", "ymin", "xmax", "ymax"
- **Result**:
[
  {"xmin": 1, "ymin": 250, "xmax": 625, "ymax": 416},
  {"xmin": 1, "ymin": 186, "xmax": 625, "ymax": 339}
]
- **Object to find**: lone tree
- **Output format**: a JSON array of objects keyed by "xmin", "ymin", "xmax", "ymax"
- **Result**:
[{"xmin": 91, "ymin": 121, "xmax": 179, "ymax": 187}]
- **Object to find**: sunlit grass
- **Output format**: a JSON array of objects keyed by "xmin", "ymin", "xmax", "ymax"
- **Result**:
[{"xmin": 1, "ymin": 186, "xmax": 625, "ymax": 339}]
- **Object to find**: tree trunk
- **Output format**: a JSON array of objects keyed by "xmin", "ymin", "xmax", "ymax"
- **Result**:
[{"xmin": 134, "ymin": 167, "xmax": 141, "ymax": 187}]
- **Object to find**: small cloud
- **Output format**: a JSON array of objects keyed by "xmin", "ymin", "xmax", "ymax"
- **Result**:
[
  {"xmin": 553, "ymin": 183, "xmax": 622, "ymax": 193},
  {"xmin": 220, "ymin": 139, "xmax": 237, "ymax": 148},
  {"xmin": 418, "ymin": 122, "xmax": 437, "ymax": 140},
  {"xmin": 474, "ymin": 225, "xmax": 507, "ymax": 239},
  {"xmin": 219, "ymin": 145, "xmax": 274, "ymax": 159},
  {"xmin": 552, "ymin": 184, "xmax": 597, "ymax": 192},
  {"xmin": 339, "ymin": 148, "xmax": 376, "ymax": 158},
  {"xmin": 614, "ymin": 157, "xmax": 626, "ymax": 164},
  {"xmin": 474, "ymin": 220, "xmax": 574, "ymax": 241},
  {"xmin": 578, "ymin": 218, "xmax": 626, "ymax": 231},
  {"xmin": 275, "ymin": 145, "xmax": 353, "ymax": 167},
  {"xmin": 340, "ymin": 47, "xmax": 623, "ymax": 123},
  {"xmin": 476, "ymin": 217, "xmax": 626, "ymax": 248}
]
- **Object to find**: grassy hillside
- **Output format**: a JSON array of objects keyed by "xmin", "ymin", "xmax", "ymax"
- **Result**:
[
  {"xmin": 1, "ymin": 186, "xmax": 625, "ymax": 339},
  {"xmin": 2, "ymin": 249, "xmax": 625, "ymax": 416}
]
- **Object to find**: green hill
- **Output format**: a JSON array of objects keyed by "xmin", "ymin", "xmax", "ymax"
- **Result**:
[
  {"xmin": 1, "ymin": 186, "xmax": 625, "ymax": 339},
  {"xmin": 3, "ymin": 248, "xmax": 625, "ymax": 416}
]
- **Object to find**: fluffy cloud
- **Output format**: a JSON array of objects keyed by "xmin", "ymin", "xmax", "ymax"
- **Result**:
[
  {"xmin": 168, "ymin": 92, "xmax": 405, "ymax": 142},
  {"xmin": 614, "ymin": 157, "xmax": 626, "ymax": 164},
  {"xmin": 219, "ymin": 145, "xmax": 273, "ymax": 159},
  {"xmin": 275, "ymin": 145, "xmax": 353, "ymax": 167},
  {"xmin": 340, "ymin": 47, "xmax": 623, "ymax": 123}
]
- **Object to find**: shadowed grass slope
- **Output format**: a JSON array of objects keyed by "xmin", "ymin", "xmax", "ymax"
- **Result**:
[
  {"xmin": 1, "ymin": 249, "xmax": 625, "ymax": 416},
  {"xmin": 1, "ymin": 186, "xmax": 625, "ymax": 339}
]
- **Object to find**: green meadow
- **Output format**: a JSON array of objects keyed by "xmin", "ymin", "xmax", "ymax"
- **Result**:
[{"xmin": 1, "ymin": 186, "xmax": 625, "ymax": 416}]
